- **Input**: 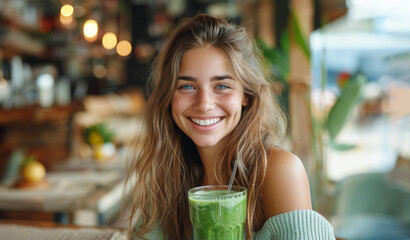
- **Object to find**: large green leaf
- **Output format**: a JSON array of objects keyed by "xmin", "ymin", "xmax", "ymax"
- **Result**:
[
  {"xmin": 329, "ymin": 142, "xmax": 357, "ymax": 151},
  {"xmin": 326, "ymin": 74, "xmax": 366, "ymax": 140},
  {"xmin": 256, "ymin": 38, "xmax": 289, "ymax": 83},
  {"xmin": 256, "ymin": 36, "xmax": 290, "ymax": 122},
  {"xmin": 290, "ymin": 9, "xmax": 311, "ymax": 60}
]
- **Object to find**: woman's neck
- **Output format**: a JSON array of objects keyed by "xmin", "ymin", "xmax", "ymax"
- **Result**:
[
  {"xmin": 197, "ymin": 145, "xmax": 221, "ymax": 186},
  {"xmin": 202, "ymin": 173, "xmax": 217, "ymax": 186}
]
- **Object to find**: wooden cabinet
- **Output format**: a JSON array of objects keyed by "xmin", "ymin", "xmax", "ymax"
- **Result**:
[
  {"xmin": 0, "ymin": 4, "xmax": 47, "ymax": 60},
  {"xmin": 0, "ymin": 101, "xmax": 84, "ymax": 173}
]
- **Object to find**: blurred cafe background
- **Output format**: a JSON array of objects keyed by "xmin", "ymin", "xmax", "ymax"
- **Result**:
[{"xmin": 0, "ymin": 0, "xmax": 409, "ymax": 239}]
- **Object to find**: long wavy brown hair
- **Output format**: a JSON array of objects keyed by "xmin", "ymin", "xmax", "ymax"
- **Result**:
[{"xmin": 126, "ymin": 14, "xmax": 287, "ymax": 240}]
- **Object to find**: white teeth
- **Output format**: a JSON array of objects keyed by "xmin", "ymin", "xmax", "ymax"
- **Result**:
[{"xmin": 190, "ymin": 117, "xmax": 221, "ymax": 126}]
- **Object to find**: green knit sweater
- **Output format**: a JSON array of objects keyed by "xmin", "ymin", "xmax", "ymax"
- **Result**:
[
  {"xmin": 253, "ymin": 210, "xmax": 335, "ymax": 239},
  {"xmin": 133, "ymin": 210, "xmax": 336, "ymax": 239}
]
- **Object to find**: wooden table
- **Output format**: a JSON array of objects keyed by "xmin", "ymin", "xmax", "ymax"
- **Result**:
[
  {"xmin": 0, "ymin": 219, "xmax": 126, "ymax": 240},
  {"xmin": 0, "ymin": 166, "xmax": 131, "ymax": 226}
]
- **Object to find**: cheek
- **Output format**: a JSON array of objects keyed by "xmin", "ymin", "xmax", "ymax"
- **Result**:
[
  {"xmin": 171, "ymin": 95, "xmax": 186, "ymax": 118},
  {"xmin": 221, "ymin": 93, "xmax": 245, "ymax": 109}
]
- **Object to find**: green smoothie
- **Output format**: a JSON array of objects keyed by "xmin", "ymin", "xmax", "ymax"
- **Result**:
[{"xmin": 188, "ymin": 185, "xmax": 247, "ymax": 240}]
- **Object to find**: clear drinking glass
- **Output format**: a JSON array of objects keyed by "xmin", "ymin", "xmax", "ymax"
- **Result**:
[{"xmin": 188, "ymin": 185, "xmax": 247, "ymax": 240}]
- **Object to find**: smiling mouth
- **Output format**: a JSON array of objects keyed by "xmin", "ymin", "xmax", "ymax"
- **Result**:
[{"xmin": 190, "ymin": 117, "xmax": 222, "ymax": 126}]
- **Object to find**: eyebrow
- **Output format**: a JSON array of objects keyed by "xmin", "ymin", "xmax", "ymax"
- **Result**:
[{"xmin": 177, "ymin": 75, "xmax": 234, "ymax": 81}]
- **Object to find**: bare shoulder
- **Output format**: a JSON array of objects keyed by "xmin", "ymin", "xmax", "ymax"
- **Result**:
[
  {"xmin": 265, "ymin": 147, "xmax": 306, "ymax": 177},
  {"xmin": 260, "ymin": 147, "xmax": 312, "ymax": 220}
]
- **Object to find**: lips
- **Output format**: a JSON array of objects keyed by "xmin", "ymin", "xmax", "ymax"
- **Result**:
[{"xmin": 189, "ymin": 117, "xmax": 222, "ymax": 126}]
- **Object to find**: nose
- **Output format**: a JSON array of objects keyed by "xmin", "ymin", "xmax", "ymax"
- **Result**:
[{"xmin": 193, "ymin": 89, "xmax": 215, "ymax": 112}]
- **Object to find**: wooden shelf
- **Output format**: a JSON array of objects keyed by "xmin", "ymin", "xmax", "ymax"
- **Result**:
[
  {"xmin": 0, "ymin": 8, "xmax": 45, "ymax": 59},
  {"xmin": 0, "ymin": 33, "xmax": 46, "ymax": 59},
  {"xmin": 0, "ymin": 11, "xmax": 40, "ymax": 33},
  {"xmin": 0, "ymin": 101, "xmax": 84, "ymax": 125}
]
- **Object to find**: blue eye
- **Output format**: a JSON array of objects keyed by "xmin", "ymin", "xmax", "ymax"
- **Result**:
[
  {"xmin": 180, "ymin": 85, "xmax": 194, "ymax": 90},
  {"xmin": 216, "ymin": 85, "xmax": 229, "ymax": 90}
]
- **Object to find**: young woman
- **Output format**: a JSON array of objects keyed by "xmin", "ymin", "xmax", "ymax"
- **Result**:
[{"xmin": 126, "ymin": 14, "xmax": 335, "ymax": 239}]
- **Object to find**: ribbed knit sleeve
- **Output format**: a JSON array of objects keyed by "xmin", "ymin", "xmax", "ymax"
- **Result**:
[
  {"xmin": 253, "ymin": 210, "xmax": 336, "ymax": 240},
  {"xmin": 132, "ymin": 219, "xmax": 164, "ymax": 240}
]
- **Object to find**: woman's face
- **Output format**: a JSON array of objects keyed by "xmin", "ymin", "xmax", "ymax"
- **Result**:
[{"xmin": 171, "ymin": 46, "xmax": 247, "ymax": 150}]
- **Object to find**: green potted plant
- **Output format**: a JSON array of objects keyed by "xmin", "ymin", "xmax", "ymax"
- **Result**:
[{"xmin": 84, "ymin": 123, "xmax": 116, "ymax": 162}]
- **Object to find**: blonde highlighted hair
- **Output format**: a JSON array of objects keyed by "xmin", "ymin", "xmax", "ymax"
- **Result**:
[{"xmin": 126, "ymin": 14, "xmax": 287, "ymax": 239}]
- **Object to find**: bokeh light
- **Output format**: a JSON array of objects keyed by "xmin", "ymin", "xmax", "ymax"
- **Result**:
[
  {"xmin": 102, "ymin": 32, "xmax": 117, "ymax": 50},
  {"xmin": 83, "ymin": 19, "xmax": 98, "ymax": 42},
  {"xmin": 116, "ymin": 40, "xmax": 132, "ymax": 56},
  {"xmin": 93, "ymin": 65, "xmax": 107, "ymax": 78},
  {"xmin": 60, "ymin": 4, "xmax": 74, "ymax": 17}
]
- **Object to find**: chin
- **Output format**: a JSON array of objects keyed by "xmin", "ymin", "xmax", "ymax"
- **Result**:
[{"xmin": 192, "ymin": 138, "xmax": 220, "ymax": 148}]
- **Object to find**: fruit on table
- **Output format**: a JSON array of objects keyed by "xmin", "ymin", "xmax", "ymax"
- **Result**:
[
  {"xmin": 21, "ymin": 160, "xmax": 46, "ymax": 183},
  {"xmin": 93, "ymin": 142, "xmax": 116, "ymax": 162}
]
